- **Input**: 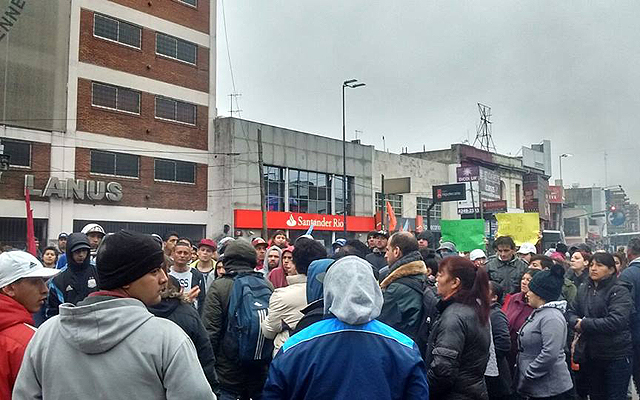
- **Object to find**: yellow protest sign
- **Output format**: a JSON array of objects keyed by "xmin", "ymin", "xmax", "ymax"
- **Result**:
[{"xmin": 495, "ymin": 213, "xmax": 540, "ymax": 246}]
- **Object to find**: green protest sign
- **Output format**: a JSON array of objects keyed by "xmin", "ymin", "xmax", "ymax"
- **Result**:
[{"xmin": 440, "ymin": 219, "xmax": 485, "ymax": 252}]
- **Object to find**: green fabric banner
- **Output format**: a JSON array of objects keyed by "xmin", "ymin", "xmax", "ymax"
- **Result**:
[{"xmin": 440, "ymin": 219, "xmax": 485, "ymax": 252}]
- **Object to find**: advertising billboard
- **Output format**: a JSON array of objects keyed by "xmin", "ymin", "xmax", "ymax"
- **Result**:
[{"xmin": 0, "ymin": 0, "xmax": 71, "ymax": 132}]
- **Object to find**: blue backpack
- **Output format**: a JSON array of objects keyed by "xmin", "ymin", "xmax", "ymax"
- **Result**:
[{"xmin": 225, "ymin": 272, "xmax": 274, "ymax": 363}]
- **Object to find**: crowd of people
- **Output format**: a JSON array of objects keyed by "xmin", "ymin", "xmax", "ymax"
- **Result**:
[{"xmin": 1, "ymin": 224, "xmax": 640, "ymax": 400}]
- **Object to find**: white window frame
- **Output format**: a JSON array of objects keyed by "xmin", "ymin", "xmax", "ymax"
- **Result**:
[
  {"xmin": 153, "ymin": 159, "xmax": 196, "ymax": 185},
  {"xmin": 90, "ymin": 150, "xmax": 140, "ymax": 179},
  {"xmin": 416, "ymin": 197, "xmax": 442, "ymax": 220},
  {"xmin": 154, "ymin": 96, "xmax": 197, "ymax": 126},
  {"xmin": 92, "ymin": 13, "xmax": 142, "ymax": 50},
  {"xmin": 91, "ymin": 82, "xmax": 141, "ymax": 115},
  {"xmin": 155, "ymin": 32, "xmax": 197, "ymax": 66},
  {"xmin": 376, "ymin": 192, "xmax": 403, "ymax": 216},
  {"xmin": 1, "ymin": 139, "xmax": 31, "ymax": 169},
  {"xmin": 176, "ymin": 0, "xmax": 197, "ymax": 8}
]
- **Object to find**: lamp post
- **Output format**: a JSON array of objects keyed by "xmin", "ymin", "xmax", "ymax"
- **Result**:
[
  {"xmin": 558, "ymin": 153, "xmax": 572, "ymax": 236},
  {"xmin": 342, "ymin": 79, "xmax": 365, "ymax": 238},
  {"xmin": 559, "ymin": 153, "xmax": 573, "ymax": 184}
]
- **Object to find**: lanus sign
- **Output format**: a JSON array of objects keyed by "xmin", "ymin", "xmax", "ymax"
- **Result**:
[{"xmin": 24, "ymin": 175, "xmax": 123, "ymax": 202}]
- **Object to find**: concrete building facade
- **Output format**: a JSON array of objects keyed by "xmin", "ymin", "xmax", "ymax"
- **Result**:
[{"xmin": 1, "ymin": 0, "xmax": 218, "ymax": 246}]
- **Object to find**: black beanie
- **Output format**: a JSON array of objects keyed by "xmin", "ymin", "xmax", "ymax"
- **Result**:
[
  {"xmin": 96, "ymin": 230, "xmax": 164, "ymax": 290},
  {"xmin": 528, "ymin": 264, "xmax": 565, "ymax": 302}
]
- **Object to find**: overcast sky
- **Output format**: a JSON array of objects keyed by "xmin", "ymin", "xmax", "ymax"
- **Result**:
[{"xmin": 215, "ymin": 1, "xmax": 640, "ymax": 203}]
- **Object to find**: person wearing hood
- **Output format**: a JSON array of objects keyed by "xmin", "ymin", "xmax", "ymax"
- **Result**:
[
  {"xmin": 268, "ymin": 246, "xmax": 293, "ymax": 289},
  {"xmin": 202, "ymin": 239, "xmax": 272, "ymax": 400},
  {"xmin": 13, "ymin": 230, "xmax": 215, "ymax": 400},
  {"xmin": 261, "ymin": 238, "xmax": 325, "ymax": 357},
  {"xmin": 516, "ymin": 263, "xmax": 573, "ymax": 399},
  {"xmin": 0, "ymin": 251, "xmax": 59, "ymax": 399},
  {"xmin": 262, "ymin": 255, "xmax": 429, "ymax": 400},
  {"xmin": 264, "ymin": 245, "xmax": 282, "ymax": 278},
  {"xmin": 486, "ymin": 236, "xmax": 528, "ymax": 294},
  {"xmin": 378, "ymin": 232, "xmax": 428, "ymax": 341},
  {"xmin": 566, "ymin": 252, "xmax": 633, "ymax": 400},
  {"xmin": 148, "ymin": 261, "xmax": 219, "ymax": 394},
  {"xmin": 44, "ymin": 233, "xmax": 98, "ymax": 320}
]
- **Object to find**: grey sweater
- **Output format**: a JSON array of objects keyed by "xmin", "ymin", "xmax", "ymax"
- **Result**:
[
  {"xmin": 13, "ymin": 297, "xmax": 216, "ymax": 400},
  {"xmin": 516, "ymin": 300, "xmax": 573, "ymax": 397}
]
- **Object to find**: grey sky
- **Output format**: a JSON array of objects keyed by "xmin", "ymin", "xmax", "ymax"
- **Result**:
[{"xmin": 216, "ymin": 1, "xmax": 640, "ymax": 202}]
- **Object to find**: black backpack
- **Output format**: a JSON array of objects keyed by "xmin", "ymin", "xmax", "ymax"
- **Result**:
[{"xmin": 395, "ymin": 276, "xmax": 439, "ymax": 358}]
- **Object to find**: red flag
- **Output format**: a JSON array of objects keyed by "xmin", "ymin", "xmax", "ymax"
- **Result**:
[
  {"xmin": 386, "ymin": 201, "xmax": 397, "ymax": 231},
  {"xmin": 25, "ymin": 186, "xmax": 37, "ymax": 256}
]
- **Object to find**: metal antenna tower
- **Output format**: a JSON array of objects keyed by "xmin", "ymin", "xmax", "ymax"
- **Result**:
[
  {"xmin": 473, "ymin": 103, "xmax": 496, "ymax": 152},
  {"xmin": 229, "ymin": 93, "xmax": 242, "ymax": 117}
]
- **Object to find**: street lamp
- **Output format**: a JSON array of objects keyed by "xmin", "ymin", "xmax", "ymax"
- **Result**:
[
  {"xmin": 342, "ymin": 79, "xmax": 365, "ymax": 238},
  {"xmin": 559, "ymin": 153, "xmax": 573, "ymax": 184}
]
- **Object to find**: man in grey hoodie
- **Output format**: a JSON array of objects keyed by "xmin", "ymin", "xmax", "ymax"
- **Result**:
[{"xmin": 13, "ymin": 230, "xmax": 216, "ymax": 400}]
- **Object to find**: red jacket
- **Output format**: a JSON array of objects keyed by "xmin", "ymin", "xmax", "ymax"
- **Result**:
[{"xmin": 0, "ymin": 295, "xmax": 36, "ymax": 400}]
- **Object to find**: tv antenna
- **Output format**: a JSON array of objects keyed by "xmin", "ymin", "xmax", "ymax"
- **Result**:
[
  {"xmin": 473, "ymin": 103, "xmax": 496, "ymax": 152},
  {"xmin": 229, "ymin": 93, "xmax": 242, "ymax": 117}
]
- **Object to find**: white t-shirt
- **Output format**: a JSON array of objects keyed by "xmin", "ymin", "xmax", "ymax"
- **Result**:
[{"xmin": 169, "ymin": 269, "xmax": 195, "ymax": 307}]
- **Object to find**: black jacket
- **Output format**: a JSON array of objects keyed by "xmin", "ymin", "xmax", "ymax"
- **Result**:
[
  {"xmin": 148, "ymin": 297, "xmax": 219, "ymax": 392},
  {"xmin": 426, "ymin": 299, "xmax": 491, "ymax": 400},
  {"xmin": 170, "ymin": 268, "xmax": 207, "ymax": 315},
  {"xmin": 366, "ymin": 250, "xmax": 387, "ymax": 276},
  {"xmin": 45, "ymin": 234, "xmax": 98, "ymax": 320},
  {"xmin": 202, "ymin": 259, "xmax": 270, "ymax": 395},
  {"xmin": 566, "ymin": 274, "xmax": 633, "ymax": 360},
  {"xmin": 486, "ymin": 256, "xmax": 528, "ymax": 294},
  {"xmin": 292, "ymin": 299, "xmax": 327, "ymax": 335},
  {"xmin": 486, "ymin": 303, "xmax": 512, "ymax": 397},
  {"xmin": 378, "ymin": 251, "xmax": 427, "ymax": 341}
]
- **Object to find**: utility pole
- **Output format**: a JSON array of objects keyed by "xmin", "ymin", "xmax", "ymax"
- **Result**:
[
  {"xmin": 257, "ymin": 128, "xmax": 267, "ymax": 239},
  {"xmin": 604, "ymin": 151, "xmax": 608, "ymax": 187},
  {"xmin": 381, "ymin": 174, "xmax": 386, "ymax": 230}
]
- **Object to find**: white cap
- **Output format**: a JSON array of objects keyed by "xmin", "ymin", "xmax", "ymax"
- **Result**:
[
  {"xmin": 0, "ymin": 251, "xmax": 60, "ymax": 288},
  {"xmin": 470, "ymin": 249, "xmax": 487, "ymax": 261},
  {"xmin": 81, "ymin": 223, "xmax": 105, "ymax": 236},
  {"xmin": 517, "ymin": 243, "xmax": 537, "ymax": 255}
]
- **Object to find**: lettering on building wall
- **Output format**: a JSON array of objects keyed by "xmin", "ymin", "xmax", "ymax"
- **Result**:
[
  {"xmin": 24, "ymin": 175, "xmax": 123, "ymax": 202},
  {"xmin": 0, "ymin": 0, "xmax": 27, "ymax": 42}
]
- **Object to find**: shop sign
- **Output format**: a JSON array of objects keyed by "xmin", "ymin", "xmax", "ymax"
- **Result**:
[
  {"xmin": 483, "ymin": 200, "xmax": 508, "ymax": 213},
  {"xmin": 234, "ymin": 210, "xmax": 375, "ymax": 232},
  {"xmin": 433, "ymin": 183, "xmax": 467, "ymax": 202},
  {"xmin": 24, "ymin": 174, "xmax": 123, "ymax": 202},
  {"xmin": 456, "ymin": 166, "xmax": 480, "ymax": 182},
  {"xmin": 548, "ymin": 186, "xmax": 564, "ymax": 204}
]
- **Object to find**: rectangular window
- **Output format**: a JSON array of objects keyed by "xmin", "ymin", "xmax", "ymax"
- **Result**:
[
  {"xmin": 155, "ymin": 96, "xmax": 196, "ymax": 125},
  {"xmin": 178, "ymin": 0, "xmax": 197, "ymax": 6},
  {"xmin": 92, "ymin": 82, "xmax": 140, "ymax": 114},
  {"xmin": 333, "ymin": 175, "xmax": 353, "ymax": 216},
  {"xmin": 155, "ymin": 33, "xmax": 197, "ymax": 65},
  {"xmin": 416, "ymin": 197, "xmax": 442, "ymax": 220},
  {"xmin": 376, "ymin": 192, "xmax": 403, "ymax": 216},
  {"xmin": 90, "ymin": 150, "xmax": 139, "ymax": 178},
  {"xmin": 264, "ymin": 165, "xmax": 285, "ymax": 212},
  {"xmin": 93, "ymin": 14, "xmax": 141, "ymax": 48},
  {"xmin": 154, "ymin": 159, "xmax": 196, "ymax": 184},
  {"xmin": 515, "ymin": 184, "xmax": 521, "ymax": 208},
  {"xmin": 1, "ymin": 139, "xmax": 31, "ymax": 167}
]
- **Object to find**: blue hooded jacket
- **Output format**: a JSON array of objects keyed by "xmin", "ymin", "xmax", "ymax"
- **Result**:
[{"xmin": 263, "ymin": 256, "xmax": 429, "ymax": 400}]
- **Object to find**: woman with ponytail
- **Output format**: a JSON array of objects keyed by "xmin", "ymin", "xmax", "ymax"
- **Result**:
[
  {"xmin": 516, "ymin": 263, "xmax": 573, "ymax": 400},
  {"xmin": 426, "ymin": 256, "xmax": 491, "ymax": 400}
]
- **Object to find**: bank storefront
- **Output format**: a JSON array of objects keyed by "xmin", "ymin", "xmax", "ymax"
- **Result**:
[{"xmin": 234, "ymin": 209, "xmax": 375, "ymax": 248}]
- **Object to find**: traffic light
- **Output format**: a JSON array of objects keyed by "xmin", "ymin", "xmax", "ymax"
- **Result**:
[{"xmin": 610, "ymin": 205, "xmax": 617, "ymax": 212}]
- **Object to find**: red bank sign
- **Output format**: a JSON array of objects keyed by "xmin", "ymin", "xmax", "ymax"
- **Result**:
[{"xmin": 234, "ymin": 210, "xmax": 375, "ymax": 232}]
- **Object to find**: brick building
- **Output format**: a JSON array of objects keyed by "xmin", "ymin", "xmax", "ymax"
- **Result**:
[{"xmin": 0, "ymin": 0, "xmax": 217, "ymax": 246}]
